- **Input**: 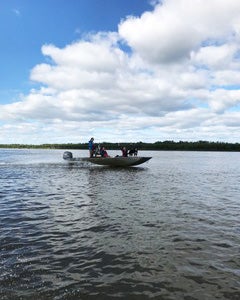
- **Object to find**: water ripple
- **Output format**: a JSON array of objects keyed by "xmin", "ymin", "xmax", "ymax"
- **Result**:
[{"xmin": 1, "ymin": 150, "xmax": 240, "ymax": 299}]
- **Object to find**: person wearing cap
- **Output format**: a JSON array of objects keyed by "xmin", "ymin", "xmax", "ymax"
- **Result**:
[{"xmin": 88, "ymin": 137, "xmax": 95, "ymax": 157}]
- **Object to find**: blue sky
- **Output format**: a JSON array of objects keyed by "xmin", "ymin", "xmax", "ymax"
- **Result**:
[
  {"xmin": 0, "ymin": 0, "xmax": 151, "ymax": 102},
  {"xmin": 1, "ymin": 0, "xmax": 240, "ymax": 144}
]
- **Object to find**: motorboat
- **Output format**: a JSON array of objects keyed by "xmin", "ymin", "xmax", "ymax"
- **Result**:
[{"xmin": 63, "ymin": 151, "xmax": 151, "ymax": 167}]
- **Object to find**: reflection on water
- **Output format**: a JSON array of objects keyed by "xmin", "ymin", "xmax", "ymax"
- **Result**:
[{"xmin": 0, "ymin": 150, "xmax": 240, "ymax": 299}]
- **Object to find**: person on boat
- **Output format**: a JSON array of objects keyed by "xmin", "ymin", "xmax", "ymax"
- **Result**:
[
  {"xmin": 128, "ymin": 147, "xmax": 138, "ymax": 156},
  {"xmin": 134, "ymin": 148, "xmax": 138, "ymax": 156},
  {"xmin": 100, "ymin": 147, "xmax": 110, "ymax": 157},
  {"xmin": 94, "ymin": 144, "xmax": 101, "ymax": 156},
  {"xmin": 121, "ymin": 147, "xmax": 128, "ymax": 157},
  {"xmin": 88, "ymin": 137, "xmax": 95, "ymax": 157}
]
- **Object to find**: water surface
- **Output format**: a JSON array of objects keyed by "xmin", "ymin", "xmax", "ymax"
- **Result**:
[{"xmin": 0, "ymin": 149, "xmax": 239, "ymax": 299}]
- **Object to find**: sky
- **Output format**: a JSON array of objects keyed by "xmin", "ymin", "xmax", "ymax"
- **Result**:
[{"xmin": 1, "ymin": 0, "xmax": 240, "ymax": 144}]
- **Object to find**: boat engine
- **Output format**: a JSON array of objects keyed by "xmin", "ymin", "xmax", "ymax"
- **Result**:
[{"xmin": 63, "ymin": 151, "xmax": 73, "ymax": 160}]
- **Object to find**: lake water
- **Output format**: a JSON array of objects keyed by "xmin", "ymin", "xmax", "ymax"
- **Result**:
[{"xmin": 0, "ymin": 149, "xmax": 239, "ymax": 300}]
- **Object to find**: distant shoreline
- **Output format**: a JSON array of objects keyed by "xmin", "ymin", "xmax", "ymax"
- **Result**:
[{"xmin": 0, "ymin": 141, "xmax": 240, "ymax": 152}]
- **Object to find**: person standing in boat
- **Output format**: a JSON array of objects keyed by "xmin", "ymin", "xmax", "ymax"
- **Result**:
[{"xmin": 88, "ymin": 137, "xmax": 95, "ymax": 157}]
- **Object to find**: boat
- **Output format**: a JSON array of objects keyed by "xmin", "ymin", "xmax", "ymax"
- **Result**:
[{"xmin": 63, "ymin": 151, "xmax": 151, "ymax": 167}]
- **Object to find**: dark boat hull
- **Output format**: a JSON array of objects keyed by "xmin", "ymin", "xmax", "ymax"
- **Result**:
[
  {"xmin": 82, "ymin": 156, "xmax": 151, "ymax": 167},
  {"xmin": 64, "ymin": 154, "xmax": 151, "ymax": 167}
]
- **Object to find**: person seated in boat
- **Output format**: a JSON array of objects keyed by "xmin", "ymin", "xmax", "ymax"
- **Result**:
[
  {"xmin": 94, "ymin": 144, "xmax": 101, "ymax": 157},
  {"xmin": 128, "ymin": 147, "xmax": 138, "ymax": 156},
  {"xmin": 88, "ymin": 137, "xmax": 95, "ymax": 157},
  {"xmin": 100, "ymin": 147, "xmax": 110, "ymax": 157},
  {"xmin": 134, "ymin": 148, "xmax": 138, "ymax": 156},
  {"xmin": 121, "ymin": 147, "xmax": 128, "ymax": 157}
]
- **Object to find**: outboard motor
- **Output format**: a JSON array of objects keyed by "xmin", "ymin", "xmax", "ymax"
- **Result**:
[{"xmin": 63, "ymin": 151, "xmax": 73, "ymax": 160}]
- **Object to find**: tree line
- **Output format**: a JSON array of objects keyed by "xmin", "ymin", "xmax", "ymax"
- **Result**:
[{"xmin": 0, "ymin": 140, "xmax": 240, "ymax": 151}]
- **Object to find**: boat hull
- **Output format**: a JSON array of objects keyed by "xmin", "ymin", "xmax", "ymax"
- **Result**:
[
  {"xmin": 83, "ymin": 156, "xmax": 151, "ymax": 167},
  {"xmin": 65, "ymin": 155, "xmax": 151, "ymax": 167}
]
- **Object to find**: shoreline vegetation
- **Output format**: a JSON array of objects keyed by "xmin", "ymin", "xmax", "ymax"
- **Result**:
[{"xmin": 0, "ymin": 141, "xmax": 240, "ymax": 151}]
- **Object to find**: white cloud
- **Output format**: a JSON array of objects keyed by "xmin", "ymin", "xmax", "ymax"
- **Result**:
[
  {"xmin": 1, "ymin": 0, "xmax": 240, "ymax": 144},
  {"xmin": 208, "ymin": 89, "xmax": 240, "ymax": 113},
  {"xmin": 192, "ymin": 44, "xmax": 235, "ymax": 70},
  {"xmin": 119, "ymin": 0, "xmax": 240, "ymax": 64}
]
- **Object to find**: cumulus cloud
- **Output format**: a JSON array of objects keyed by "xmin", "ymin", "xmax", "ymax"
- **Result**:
[
  {"xmin": 1, "ymin": 0, "xmax": 240, "ymax": 144},
  {"xmin": 119, "ymin": 0, "xmax": 240, "ymax": 64},
  {"xmin": 191, "ymin": 44, "xmax": 238, "ymax": 70}
]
